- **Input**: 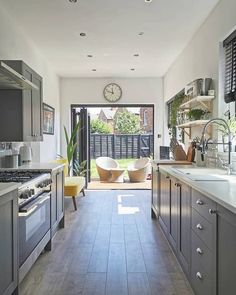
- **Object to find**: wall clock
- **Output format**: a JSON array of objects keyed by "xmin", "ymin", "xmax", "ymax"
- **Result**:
[{"xmin": 103, "ymin": 83, "xmax": 122, "ymax": 102}]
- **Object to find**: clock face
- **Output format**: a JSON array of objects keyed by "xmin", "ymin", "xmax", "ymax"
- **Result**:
[{"xmin": 103, "ymin": 83, "xmax": 122, "ymax": 102}]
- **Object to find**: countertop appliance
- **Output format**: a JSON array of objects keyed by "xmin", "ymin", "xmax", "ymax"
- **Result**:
[
  {"xmin": 19, "ymin": 145, "xmax": 32, "ymax": 163},
  {"xmin": 0, "ymin": 170, "xmax": 52, "ymax": 282}
]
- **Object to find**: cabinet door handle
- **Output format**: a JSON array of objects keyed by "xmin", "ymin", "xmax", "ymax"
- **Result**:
[
  {"xmin": 196, "ymin": 199, "xmax": 204, "ymax": 205},
  {"xmin": 196, "ymin": 247, "xmax": 203, "ymax": 255},
  {"xmin": 166, "ymin": 176, "xmax": 170, "ymax": 179},
  {"xmin": 196, "ymin": 272, "xmax": 203, "ymax": 280},
  {"xmin": 209, "ymin": 209, "xmax": 216, "ymax": 215},
  {"xmin": 196, "ymin": 223, "xmax": 203, "ymax": 230}
]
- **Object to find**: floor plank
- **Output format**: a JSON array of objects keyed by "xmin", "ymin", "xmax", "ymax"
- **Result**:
[
  {"xmin": 20, "ymin": 189, "xmax": 194, "ymax": 295},
  {"xmin": 128, "ymin": 273, "xmax": 151, "ymax": 295}
]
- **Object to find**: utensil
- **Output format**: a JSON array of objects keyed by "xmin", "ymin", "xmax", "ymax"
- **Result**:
[{"xmin": 173, "ymin": 145, "xmax": 187, "ymax": 160}]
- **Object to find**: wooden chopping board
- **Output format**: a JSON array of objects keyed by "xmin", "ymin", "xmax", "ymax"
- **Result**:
[
  {"xmin": 173, "ymin": 145, "xmax": 187, "ymax": 161},
  {"xmin": 186, "ymin": 143, "xmax": 195, "ymax": 162}
]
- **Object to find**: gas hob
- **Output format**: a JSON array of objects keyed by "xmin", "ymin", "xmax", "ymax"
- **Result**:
[{"xmin": 0, "ymin": 171, "xmax": 42, "ymax": 183}]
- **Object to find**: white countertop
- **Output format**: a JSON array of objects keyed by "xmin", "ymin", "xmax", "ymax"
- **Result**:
[
  {"xmin": 0, "ymin": 182, "xmax": 20, "ymax": 197},
  {"xmin": 0, "ymin": 162, "xmax": 65, "ymax": 172},
  {"xmin": 152, "ymin": 159, "xmax": 192, "ymax": 165},
  {"xmin": 159, "ymin": 165, "xmax": 236, "ymax": 214}
]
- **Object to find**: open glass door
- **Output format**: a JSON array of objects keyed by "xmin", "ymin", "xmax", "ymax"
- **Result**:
[{"xmin": 72, "ymin": 107, "xmax": 90, "ymax": 186}]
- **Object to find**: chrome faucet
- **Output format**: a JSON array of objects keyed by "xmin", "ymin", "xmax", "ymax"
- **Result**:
[{"xmin": 200, "ymin": 118, "xmax": 232, "ymax": 174}]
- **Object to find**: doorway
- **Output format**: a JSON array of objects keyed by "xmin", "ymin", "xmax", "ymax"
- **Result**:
[{"xmin": 71, "ymin": 104, "xmax": 154, "ymax": 189}]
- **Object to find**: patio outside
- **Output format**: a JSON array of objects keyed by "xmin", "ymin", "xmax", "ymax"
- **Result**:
[{"xmin": 88, "ymin": 106, "xmax": 153, "ymax": 184}]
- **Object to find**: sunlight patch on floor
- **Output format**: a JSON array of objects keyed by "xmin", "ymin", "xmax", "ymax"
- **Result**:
[{"xmin": 117, "ymin": 194, "xmax": 140, "ymax": 215}]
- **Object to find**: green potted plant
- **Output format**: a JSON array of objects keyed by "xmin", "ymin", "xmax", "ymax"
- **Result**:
[
  {"xmin": 73, "ymin": 159, "xmax": 87, "ymax": 176},
  {"xmin": 64, "ymin": 122, "xmax": 88, "ymax": 176},
  {"xmin": 187, "ymin": 109, "xmax": 206, "ymax": 121},
  {"xmin": 170, "ymin": 93, "xmax": 186, "ymax": 127}
]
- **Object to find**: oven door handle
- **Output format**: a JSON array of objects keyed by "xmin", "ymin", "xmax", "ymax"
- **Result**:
[{"xmin": 19, "ymin": 191, "xmax": 51, "ymax": 216}]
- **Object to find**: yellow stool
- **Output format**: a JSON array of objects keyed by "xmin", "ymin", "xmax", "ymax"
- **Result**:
[
  {"xmin": 64, "ymin": 176, "xmax": 85, "ymax": 210},
  {"xmin": 54, "ymin": 159, "xmax": 86, "ymax": 211}
]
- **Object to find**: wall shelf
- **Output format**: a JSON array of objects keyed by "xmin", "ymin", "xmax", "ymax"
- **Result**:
[
  {"xmin": 179, "ymin": 95, "xmax": 214, "ymax": 110},
  {"xmin": 177, "ymin": 120, "xmax": 209, "ymax": 128}
]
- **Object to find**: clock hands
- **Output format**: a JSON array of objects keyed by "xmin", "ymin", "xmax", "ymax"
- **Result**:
[{"xmin": 106, "ymin": 87, "xmax": 114, "ymax": 95}]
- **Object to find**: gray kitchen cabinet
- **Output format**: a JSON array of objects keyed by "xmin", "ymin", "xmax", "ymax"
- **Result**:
[
  {"xmin": 159, "ymin": 171, "xmax": 171, "ymax": 234},
  {"xmin": 177, "ymin": 181, "xmax": 191, "ymax": 275},
  {"xmin": 151, "ymin": 165, "xmax": 160, "ymax": 218},
  {"xmin": 0, "ymin": 189, "xmax": 18, "ymax": 295},
  {"xmin": 169, "ymin": 178, "xmax": 178, "ymax": 251},
  {"xmin": 217, "ymin": 204, "xmax": 236, "ymax": 295},
  {"xmin": 51, "ymin": 168, "xmax": 65, "ymax": 237},
  {"xmin": 190, "ymin": 189, "xmax": 217, "ymax": 295},
  {"xmin": 0, "ymin": 60, "xmax": 43, "ymax": 142},
  {"xmin": 157, "ymin": 168, "xmax": 236, "ymax": 295},
  {"xmin": 158, "ymin": 171, "xmax": 191, "ymax": 277}
]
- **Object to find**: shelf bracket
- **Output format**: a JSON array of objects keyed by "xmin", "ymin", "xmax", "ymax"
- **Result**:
[
  {"xmin": 182, "ymin": 129, "xmax": 190, "ymax": 137},
  {"xmin": 198, "ymin": 101, "xmax": 210, "ymax": 110}
]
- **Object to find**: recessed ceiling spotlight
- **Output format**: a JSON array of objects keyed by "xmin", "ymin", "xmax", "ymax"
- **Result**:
[
  {"xmin": 138, "ymin": 32, "xmax": 144, "ymax": 36},
  {"xmin": 87, "ymin": 54, "xmax": 93, "ymax": 57},
  {"xmin": 130, "ymin": 68, "xmax": 135, "ymax": 71},
  {"xmin": 80, "ymin": 32, "xmax": 86, "ymax": 37},
  {"xmin": 145, "ymin": 0, "xmax": 152, "ymax": 2},
  {"xmin": 69, "ymin": 0, "xmax": 78, "ymax": 3},
  {"xmin": 92, "ymin": 69, "xmax": 97, "ymax": 71},
  {"xmin": 134, "ymin": 54, "xmax": 139, "ymax": 57}
]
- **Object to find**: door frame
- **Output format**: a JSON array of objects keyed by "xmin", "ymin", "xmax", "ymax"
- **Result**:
[{"xmin": 71, "ymin": 103, "xmax": 155, "ymax": 180}]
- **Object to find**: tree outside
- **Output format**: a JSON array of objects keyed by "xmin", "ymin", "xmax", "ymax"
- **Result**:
[
  {"xmin": 114, "ymin": 109, "xmax": 141, "ymax": 134},
  {"xmin": 91, "ymin": 119, "xmax": 111, "ymax": 134}
]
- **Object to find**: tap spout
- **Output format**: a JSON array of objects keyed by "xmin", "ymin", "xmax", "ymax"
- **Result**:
[{"xmin": 200, "ymin": 118, "xmax": 232, "ymax": 172}]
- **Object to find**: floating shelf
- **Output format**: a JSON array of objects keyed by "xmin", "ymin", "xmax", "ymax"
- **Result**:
[
  {"xmin": 177, "ymin": 120, "xmax": 209, "ymax": 128},
  {"xmin": 179, "ymin": 96, "xmax": 214, "ymax": 110}
]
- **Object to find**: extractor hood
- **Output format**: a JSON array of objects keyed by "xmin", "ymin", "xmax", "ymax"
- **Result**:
[{"xmin": 0, "ymin": 61, "xmax": 38, "ymax": 90}]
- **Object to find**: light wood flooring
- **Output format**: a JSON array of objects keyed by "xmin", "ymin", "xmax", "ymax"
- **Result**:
[
  {"xmin": 20, "ymin": 190, "xmax": 194, "ymax": 295},
  {"xmin": 87, "ymin": 180, "xmax": 151, "ymax": 190}
]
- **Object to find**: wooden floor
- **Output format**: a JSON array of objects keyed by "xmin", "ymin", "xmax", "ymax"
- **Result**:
[
  {"xmin": 20, "ymin": 190, "xmax": 194, "ymax": 295},
  {"xmin": 87, "ymin": 180, "xmax": 151, "ymax": 190}
]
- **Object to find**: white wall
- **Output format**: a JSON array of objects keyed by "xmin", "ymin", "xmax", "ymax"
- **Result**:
[
  {"xmin": 60, "ymin": 78, "xmax": 163, "ymax": 159},
  {"xmin": 163, "ymin": 0, "xmax": 236, "ymax": 145},
  {"xmin": 0, "ymin": 7, "xmax": 60, "ymax": 162},
  {"xmin": 164, "ymin": 0, "xmax": 236, "ymax": 110}
]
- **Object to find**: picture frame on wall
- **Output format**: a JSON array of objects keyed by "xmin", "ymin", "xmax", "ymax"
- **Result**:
[{"xmin": 43, "ymin": 103, "xmax": 55, "ymax": 135}]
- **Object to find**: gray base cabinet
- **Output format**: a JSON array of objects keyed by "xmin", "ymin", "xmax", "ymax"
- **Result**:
[
  {"xmin": 157, "ymin": 171, "xmax": 191, "ymax": 277},
  {"xmin": 0, "ymin": 189, "xmax": 18, "ymax": 295},
  {"xmin": 178, "ymin": 182, "xmax": 191, "ymax": 275},
  {"xmin": 51, "ymin": 168, "xmax": 65, "ymax": 237},
  {"xmin": 154, "ymin": 167, "xmax": 236, "ymax": 295},
  {"xmin": 159, "ymin": 171, "xmax": 171, "ymax": 234},
  {"xmin": 0, "ymin": 60, "xmax": 43, "ymax": 142},
  {"xmin": 190, "ymin": 190, "xmax": 216, "ymax": 295},
  {"xmin": 217, "ymin": 204, "xmax": 236, "ymax": 295},
  {"xmin": 151, "ymin": 166, "xmax": 160, "ymax": 218}
]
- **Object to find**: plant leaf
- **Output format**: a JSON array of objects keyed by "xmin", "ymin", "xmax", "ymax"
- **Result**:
[{"xmin": 64, "ymin": 126, "xmax": 69, "ymax": 145}]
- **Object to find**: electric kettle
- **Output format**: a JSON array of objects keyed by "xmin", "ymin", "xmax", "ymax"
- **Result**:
[{"xmin": 19, "ymin": 144, "xmax": 32, "ymax": 163}]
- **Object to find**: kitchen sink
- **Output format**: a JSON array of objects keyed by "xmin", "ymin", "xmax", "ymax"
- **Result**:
[
  {"xmin": 172, "ymin": 167, "xmax": 227, "ymax": 175},
  {"xmin": 171, "ymin": 167, "xmax": 229, "ymax": 181}
]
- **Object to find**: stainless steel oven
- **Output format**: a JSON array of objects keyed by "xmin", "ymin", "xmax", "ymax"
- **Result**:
[
  {"xmin": 0, "ymin": 170, "xmax": 52, "ymax": 282},
  {"xmin": 19, "ymin": 190, "xmax": 51, "ymax": 266}
]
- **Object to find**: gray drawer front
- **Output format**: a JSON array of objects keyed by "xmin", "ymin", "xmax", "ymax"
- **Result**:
[
  {"xmin": 191, "ymin": 255, "xmax": 214, "ymax": 295},
  {"xmin": 192, "ymin": 230, "xmax": 212, "ymax": 275},
  {"xmin": 192, "ymin": 190, "xmax": 216, "ymax": 223},
  {"xmin": 192, "ymin": 208, "xmax": 213, "ymax": 250}
]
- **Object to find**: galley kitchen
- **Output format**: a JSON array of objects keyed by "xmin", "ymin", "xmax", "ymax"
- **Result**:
[{"xmin": 1, "ymin": 1, "xmax": 236, "ymax": 295}]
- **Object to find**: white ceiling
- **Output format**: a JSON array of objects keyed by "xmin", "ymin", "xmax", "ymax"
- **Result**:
[{"xmin": 0, "ymin": 0, "xmax": 219, "ymax": 78}]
